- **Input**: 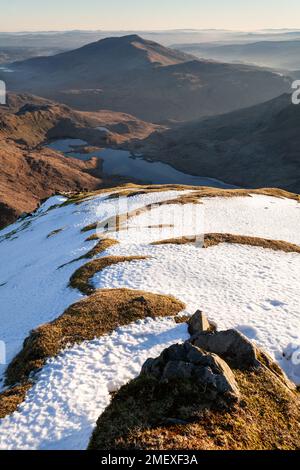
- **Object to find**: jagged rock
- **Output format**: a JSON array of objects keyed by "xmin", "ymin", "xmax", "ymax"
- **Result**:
[
  {"xmin": 141, "ymin": 342, "xmax": 240, "ymax": 403},
  {"xmin": 141, "ymin": 357, "xmax": 163, "ymax": 379},
  {"xmin": 162, "ymin": 361, "xmax": 194, "ymax": 381},
  {"xmin": 188, "ymin": 310, "xmax": 211, "ymax": 335},
  {"xmin": 190, "ymin": 329, "xmax": 259, "ymax": 369},
  {"xmin": 162, "ymin": 343, "xmax": 187, "ymax": 362}
]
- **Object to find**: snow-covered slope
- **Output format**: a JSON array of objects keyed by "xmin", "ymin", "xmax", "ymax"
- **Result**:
[{"xmin": 0, "ymin": 188, "xmax": 299, "ymax": 450}]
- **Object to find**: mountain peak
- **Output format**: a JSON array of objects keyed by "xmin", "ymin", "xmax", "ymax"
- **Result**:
[
  {"xmin": 96, "ymin": 34, "xmax": 146, "ymax": 45},
  {"xmin": 119, "ymin": 34, "xmax": 145, "ymax": 42}
]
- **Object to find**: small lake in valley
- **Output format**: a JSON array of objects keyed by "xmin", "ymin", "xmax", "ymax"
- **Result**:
[{"xmin": 48, "ymin": 138, "xmax": 235, "ymax": 188}]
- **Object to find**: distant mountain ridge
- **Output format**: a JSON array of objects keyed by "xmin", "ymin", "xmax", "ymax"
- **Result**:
[
  {"xmin": 174, "ymin": 39, "xmax": 300, "ymax": 71},
  {"xmin": 2, "ymin": 35, "xmax": 291, "ymax": 122}
]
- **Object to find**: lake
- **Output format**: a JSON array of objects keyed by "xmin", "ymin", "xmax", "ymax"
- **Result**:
[
  {"xmin": 0, "ymin": 67, "xmax": 15, "ymax": 73},
  {"xmin": 48, "ymin": 138, "xmax": 235, "ymax": 189}
]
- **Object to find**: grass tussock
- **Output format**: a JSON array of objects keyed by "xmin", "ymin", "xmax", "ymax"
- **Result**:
[
  {"xmin": 5, "ymin": 289, "xmax": 185, "ymax": 388},
  {"xmin": 46, "ymin": 228, "xmax": 64, "ymax": 239},
  {"xmin": 88, "ymin": 366, "xmax": 300, "ymax": 451},
  {"xmin": 69, "ymin": 255, "xmax": 148, "ymax": 295},
  {"xmin": 86, "ymin": 233, "xmax": 100, "ymax": 241},
  {"xmin": 83, "ymin": 239, "xmax": 119, "ymax": 259},
  {"xmin": 0, "ymin": 383, "xmax": 31, "ymax": 418},
  {"xmin": 152, "ymin": 233, "xmax": 300, "ymax": 254},
  {"xmin": 58, "ymin": 238, "xmax": 119, "ymax": 269},
  {"xmin": 81, "ymin": 222, "xmax": 98, "ymax": 233}
]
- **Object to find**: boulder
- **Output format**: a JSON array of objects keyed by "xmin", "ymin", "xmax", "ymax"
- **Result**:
[
  {"xmin": 190, "ymin": 329, "xmax": 259, "ymax": 369},
  {"xmin": 188, "ymin": 310, "xmax": 211, "ymax": 335},
  {"xmin": 141, "ymin": 357, "xmax": 163, "ymax": 379},
  {"xmin": 141, "ymin": 342, "xmax": 240, "ymax": 403},
  {"xmin": 162, "ymin": 361, "xmax": 194, "ymax": 381}
]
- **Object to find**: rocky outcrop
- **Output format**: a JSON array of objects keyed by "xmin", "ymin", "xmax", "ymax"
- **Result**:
[
  {"xmin": 89, "ymin": 309, "xmax": 300, "ymax": 450},
  {"xmin": 188, "ymin": 311, "xmax": 295, "ymax": 390},
  {"xmin": 141, "ymin": 310, "xmax": 295, "ymax": 403},
  {"xmin": 142, "ymin": 342, "xmax": 240, "ymax": 404},
  {"xmin": 190, "ymin": 329, "xmax": 259, "ymax": 369},
  {"xmin": 187, "ymin": 310, "xmax": 216, "ymax": 335}
]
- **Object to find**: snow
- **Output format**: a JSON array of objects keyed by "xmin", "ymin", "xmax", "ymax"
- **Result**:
[
  {"xmin": 0, "ymin": 190, "xmax": 187, "ymax": 385},
  {"xmin": 203, "ymin": 195, "xmax": 300, "ymax": 245},
  {"xmin": 282, "ymin": 340, "xmax": 300, "ymax": 385},
  {"xmin": 0, "ymin": 319, "xmax": 188, "ymax": 450},
  {"xmin": 95, "ymin": 126, "xmax": 109, "ymax": 133},
  {"xmin": 0, "ymin": 188, "xmax": 299, "ymax": 449},
  {"xmin": 91, "ymin": 242, "xmax": 300, "ymax": 380},
  {"xmin": 116, "ymin": 194, "xmax": 300, "ymax": 245}
]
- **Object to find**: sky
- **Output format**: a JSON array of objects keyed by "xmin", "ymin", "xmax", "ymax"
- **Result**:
[{"xmin": 1, "ymin": 0, "xmax": 300, "ymax": 32}]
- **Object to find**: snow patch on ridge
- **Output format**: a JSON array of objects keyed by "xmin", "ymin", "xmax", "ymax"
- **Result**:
[
  {"xmin": 0, "ymin": 318, "xmax": 188, "ymax": 450},
  {"xmin": 0, "ymin": 189, "xmax": 299, "ymax": 450}
]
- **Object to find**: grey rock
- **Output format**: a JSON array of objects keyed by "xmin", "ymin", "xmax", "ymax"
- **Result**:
[
  {"xmin": 141, "ymin": 357, "xmax": 163, "ymax": 379},
  {"xmin": 188, "ymin": 310, "xmax": 211, "ymax": 336},
  {"xmin": 141, "ymin": 358, "xmax": 155, "ymax": 375},
  {"xmin": 190, "ymin": 329, "xmax": 259, "ymax": 369},
  {"xmin": 184, "ymin": 342, "xmax": 208, "ymax": 364},
  {"xmin": 210, "ymin": 354, "xmax": 240, "ymax": 396},
  {"xmin": 193, "ymin": 365, "xmax": 216, "ymax": 387},
  {"xmin": 141, "ymin": 342, "xmax": 240, "ymax": 403},
  {"xmin": 162, "ymin": 343, "xmax": 187, "ymax": 362},
  {"xmin": 162, "ymin": 361, "xmax": 194, "ymax": 381}
]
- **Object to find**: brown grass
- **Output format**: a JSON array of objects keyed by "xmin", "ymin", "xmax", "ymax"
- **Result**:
[
  {"xmin": 152, "ymin": 233, "xmax": 300, "ymax": 254},
  {"xmin": 0, "ymin": 384, "xmax": 32, "ymax": 418},
  {"xmin": 69, "ymin": 256, "xmax": 148, "ymax": 295},
  {"xmin": 82, "ymin": 239, "xmax": 119, "ymax": 259},
  {"xmin": 58, "ymin": 238, "xmax": 119, "ymax": 269},
  {"xmin": 77, "ymin": 185, "xmax": 300, "ymax": 206},
  {"xmin": 62, "ymin": 185, "xmax": 300, "ymax": 223},
  {"xmin": 81, "ymin": 222, "xmax": 98, "ymax": 233},
  {"xmin": 5, "ymin": 289, "xmax": 185, "ymax": 388},
  {"xmin": 81, "ymin": 186, "xmax": 300, "ymax": 235},
  {"xmin": 158, "ymin": 187, "xmax": 300, "ymax": 206},
  {"xmin": 86, "ymin": 233, "xmax": 100, "ymax": 241},
  {"xmin": 105, "ymin": 186, "xmax": 300, "ymax": 204},
  {"xmin": 105, "ymin": 185, "xmax": 197, "ymax": 201},
  {"xmin": 46, "ymin": 228, "xmax": 64, "ymax": 238},
  {"xmin": 65, "ymin": 183, "xmax": 197, "ymax": 206},
  {"xmin": 88, "ymin": 366, "xmax": 300, "ymax": 451}
]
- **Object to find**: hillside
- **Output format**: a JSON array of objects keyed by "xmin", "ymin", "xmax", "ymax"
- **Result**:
[
  {"xmin": 137, "ymin": 94, "xmax": 300, "ymax": 192},
  {"xmin": 2, "ymin": 35, "xmax": 291, "ymax": 122},
  {"xmin": 0, "ymin": 92, "xmax": 160, "ymax": 146},
  {"xmin": 0, "ymin": 93, "xmax": 160, "ymax": 228},
  {"xmin": 0, "ymin": 185, "xmax": 299, "ymax": 449},
  {"xmin": 0, "ymin": 46, "xmax": 65, "ymax": 65}
]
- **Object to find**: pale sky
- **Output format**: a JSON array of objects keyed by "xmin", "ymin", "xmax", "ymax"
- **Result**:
[{"xmin": 1, "ymin": 0, "xmax": 300, "ymax": 32}]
